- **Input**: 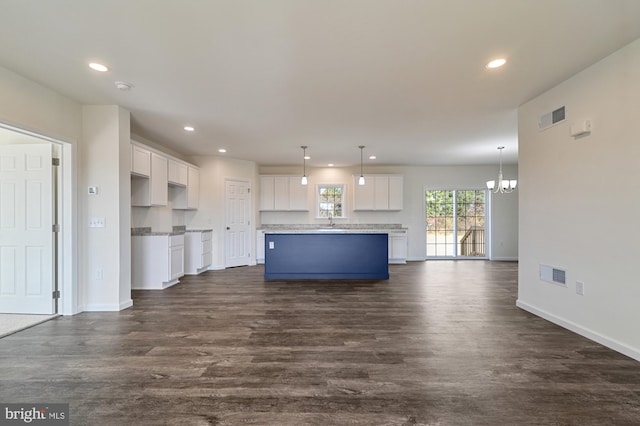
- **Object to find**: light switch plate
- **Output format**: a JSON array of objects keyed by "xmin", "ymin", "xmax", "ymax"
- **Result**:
[{"xmin": 89, "ymin": 217, "xmax": 106, "ymax": 228}]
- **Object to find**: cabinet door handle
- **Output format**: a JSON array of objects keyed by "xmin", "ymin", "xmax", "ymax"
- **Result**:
[{"xmin": 226, "ymin": 226, "xmax": 230, "ymax": 230}]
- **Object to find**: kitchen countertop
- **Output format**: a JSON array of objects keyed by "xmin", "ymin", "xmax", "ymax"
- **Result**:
[
  {"xmin": 131, "ymin": 226, "xmax": 213, "ymax": 236},
  {"xmin": 259, "ymin": 224, "xmax": 407, "ymax": 234}
]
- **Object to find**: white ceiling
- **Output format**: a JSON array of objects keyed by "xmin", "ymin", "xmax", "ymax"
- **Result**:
[{"xmin": 1, "ymin": 1, "xmax": 639, "ymax": 167}]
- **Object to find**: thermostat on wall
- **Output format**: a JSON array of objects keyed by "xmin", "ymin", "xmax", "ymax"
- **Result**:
[{"xmin": 88, "ymin": 186, "xmax": 98, "ymax": 195}]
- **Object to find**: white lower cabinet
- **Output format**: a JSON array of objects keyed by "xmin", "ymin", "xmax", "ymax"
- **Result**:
[
  {"xmin": 388, "ymin": 232, "xmax": 408, "ymax": 264},
  {"xmin": 132, "ymin": 234, "xmax": 185, "ymax": 289},
  {"xmin": 256, "ymin": 230, "xmax": 265, "ymax": 263},
  {"xmin": 185, "ymin": 230, "xmax": 213, "ymax": 274}
]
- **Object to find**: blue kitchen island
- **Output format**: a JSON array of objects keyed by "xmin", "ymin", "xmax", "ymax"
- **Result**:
[{"xmin": 264, "ymin": 232, "xmax": 389, "ymax": 280}]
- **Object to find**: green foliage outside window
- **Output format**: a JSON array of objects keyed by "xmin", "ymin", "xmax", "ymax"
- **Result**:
[{"xmin": 318, "ymin": 185, "xmax": 343, "ymax": 217}]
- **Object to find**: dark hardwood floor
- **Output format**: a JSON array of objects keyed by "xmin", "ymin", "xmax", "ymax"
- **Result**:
[{"xmin": 1, "ymin": 261, "xmax": 639, "ymax": 425}]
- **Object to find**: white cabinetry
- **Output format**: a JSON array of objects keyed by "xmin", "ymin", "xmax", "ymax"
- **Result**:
[
  {"xmin": 131, "ymin": 141, "xmax": 199, "ymax": 210},
  {"xmin": 131, "ymin": 149, "xmax": 168, "ymax": 207},
  {"xmin": 168, "ymin": 159, "xmax": 188, "ymax": 186},
  {"xmin": 171, "ymin": 166, "xmax": 199, "ymax": 210},
  {"xmin": 131, "ymin": 144, "xmax": 150, "ymax": 177},
  {"xmin": 256, "ymin": 230, "xmax": 265, "ymax": 263},
  {"xmin": 185, "ymin": 230, "xmax": 213, "ymax": 274},
  {"xmin": 388, "ymin": 231, "xmax": 408, "ymax": 264},
  {"xmin": 260, "ymin": 175, "xmax": 308, "ymax": 211},
  {"xmin": 150, "ymin": 153, "xmax": 168, "ymax": 205},
  {"xmin": 132, "ymin": 234, "xmax": 185, "ymax": 289},
  {"xmin": 353, "ymin": 174, "xmax": 403, "ymax": 211}
]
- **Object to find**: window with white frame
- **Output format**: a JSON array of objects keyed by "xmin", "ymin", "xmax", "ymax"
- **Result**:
[{"xmin": 317, "ymin": 184, "xmax": 345, "ymax": 218}]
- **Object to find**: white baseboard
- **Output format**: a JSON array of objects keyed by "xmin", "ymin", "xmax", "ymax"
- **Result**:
[
  {"xmin": 491, "ymin": 257, "xmax": 519, "ymax": 261},
  {"xmin": 82, "ymin": 299, "xmax": 133, "ymax": 312},
  {"xmin": 208, "ymin": 264, "xmax": 225, "ymax": 271},
  {"xmin": 516, "ymin": 299, "xmax": 640, "ymax": 362}
]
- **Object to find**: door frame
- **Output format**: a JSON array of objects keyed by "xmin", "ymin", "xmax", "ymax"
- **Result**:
[
  {"xmin": 423, "ymin": 186, "xmax": 491, "ymax": 260},
  {"xmin": 0, "ymin": 122, "xmax": 77, "ymax": 315}
]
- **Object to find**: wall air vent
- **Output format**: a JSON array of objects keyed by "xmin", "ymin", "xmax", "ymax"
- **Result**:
[
  {"xmin": 538, "ymin": 106, "xmax": 566, "ymax": 131},
  {"xmin": 540, "ymin": 264, "xmax": 567, "ymax": 286}
]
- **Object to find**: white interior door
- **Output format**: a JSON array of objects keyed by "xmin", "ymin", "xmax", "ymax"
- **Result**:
[
  {"xmin": 0, "ymin": 144, "xmax": 55, "ymax": 314},
  {"xmin": 225, "ymin": 179, "xmax": 251, "ymax": 268}
]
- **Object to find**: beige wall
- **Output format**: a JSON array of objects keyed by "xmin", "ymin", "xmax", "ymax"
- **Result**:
[{"xmin": 518, "ymin": 38, "xmax": 640, "ymax": 360}]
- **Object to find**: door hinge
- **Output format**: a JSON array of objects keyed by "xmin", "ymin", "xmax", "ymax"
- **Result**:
[
  {"xmin": 52, "ymin": 158, "xmax": 60, "ymax": 166},
  {"xmin": 52, "ymin": 290, "xmax": 60, "ymax": 299},
  {"xmin": 52, "ymin": 224, "xmax": 60, "ymax": 232}
]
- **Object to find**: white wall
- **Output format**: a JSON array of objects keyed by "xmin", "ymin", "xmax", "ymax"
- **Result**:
[
  {"xmin": 186, "ymin": 155, "xmax": 258, "ymax": 269},
  {"xmin": 518, "ymin": 38, "xmax": 640, "ymax": 360},
  {"xmin": 259, "ymin": 164, "xmax": 519, "ymax": 261},
  {"xmin": 0, "ymin": 65, "xmax": 139, "ymax": 314},
  {"xmin": 81, "ymin": 106, "xmax": 132, "ymax": 311},
  {"xmin": 0, "ymin": 65, "xmax": 82, "ymax": 315}
]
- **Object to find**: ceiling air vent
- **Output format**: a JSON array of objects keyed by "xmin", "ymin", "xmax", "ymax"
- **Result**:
[
  {"xmin": 540, "ymin": 264, "xmax": 566, "ymax": 286},
  {"xmin": 538, "ymin": 106, "xmax": 566, "ymax": 131}
]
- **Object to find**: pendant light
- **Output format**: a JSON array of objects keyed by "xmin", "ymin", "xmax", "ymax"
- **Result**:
[
  {"xmin": 358, "ymin": 145, "xmax": 365, "ymax": 185},
  {"xmin": 486, "ymin": 146, "xmax": 517, "ymax": 193},
  {"xmin": 301, "ymin": 146, "xmax": 308, "ymax": 185}
]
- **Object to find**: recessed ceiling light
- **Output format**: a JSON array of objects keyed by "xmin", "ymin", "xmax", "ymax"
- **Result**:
[
  {"xmin": 328, "ymin": 163, "xmax": 334, "ymax": 167},
  {"xmin": 183, "ymin": 126, "xmax": 195, "ymax": 132},
  {"xmin": 88, "ymin": 62, "xmax": 109, "ymax": 72},
  {"xmin": 486, "ymin": 58, "xmax": 507, "ymax": 69},
  {"xmin": 369, "ymin": 155, "xmax": 376, "ymax": 160},
  {"xmin": 218, "ymin": 149, "xmax": 227, "ymax": 153}
]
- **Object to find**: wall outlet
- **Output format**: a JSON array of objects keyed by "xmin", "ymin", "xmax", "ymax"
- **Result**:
[
  {"xmin": 576, "ymin": 281, "xmax": 585, "ymax": 296},
  {"xmin": 89, "ymin": 217, "xmax": 106, "ymax": 228}
]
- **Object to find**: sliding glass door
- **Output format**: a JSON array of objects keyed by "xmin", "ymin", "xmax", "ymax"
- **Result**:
[{"xmin": 426, "ymin": 189, "xmax": 487, "ymax": 258}]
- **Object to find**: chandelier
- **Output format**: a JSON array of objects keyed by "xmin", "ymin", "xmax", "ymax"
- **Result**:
[{"xmin": 486, "ymin": 146, "xmax": 517, "ymax": 193}]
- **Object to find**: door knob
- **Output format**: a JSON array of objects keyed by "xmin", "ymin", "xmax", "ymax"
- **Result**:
[{"xmin": 226, "ymin": 227, "xmax": 230, "ymax": 230}]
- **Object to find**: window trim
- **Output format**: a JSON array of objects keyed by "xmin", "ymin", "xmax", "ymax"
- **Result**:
[{"xmin": 315, "ymin": 183, "xmax": 347, "ymax": 219}]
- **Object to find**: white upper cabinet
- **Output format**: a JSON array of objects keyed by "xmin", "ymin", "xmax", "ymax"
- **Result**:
[
  {"xmin": 131, "ymin": 148, "xmax": 168, "ymax": 207},
  {"xmin": 171, "ymin": 165, "xmax": 199, "ymax": 210},
  {"xmin": 131, "ymin": 144, "xmax": 151, "ymax": 177},
  {"xmin": 149, "ymin": 153, "xmax": 168, "ymax": 206},
  {"xmin": 131, "ymin": 141, "xmax": 198, "ymax": 209},
  {"xmin": 388, "ymin": 175, "xmax": 403, "ymax": 210},
  {"xmin": 260, "ymin": 175, "xmax": 308, "ymax": 211},
  {"xmin": 288, "ymin": 178, "xmax": 308, "ymax": 211},
  {"xmin": 260, "ymin": 176, "xmax": 276, "ymax": 211},
  {"xmin": 353, "ymin": 174, "xmax": 403, "ymax": 211},
  {"xmin": 168, "ymin": 159, "xmax": 188, "ymax": 186}
]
